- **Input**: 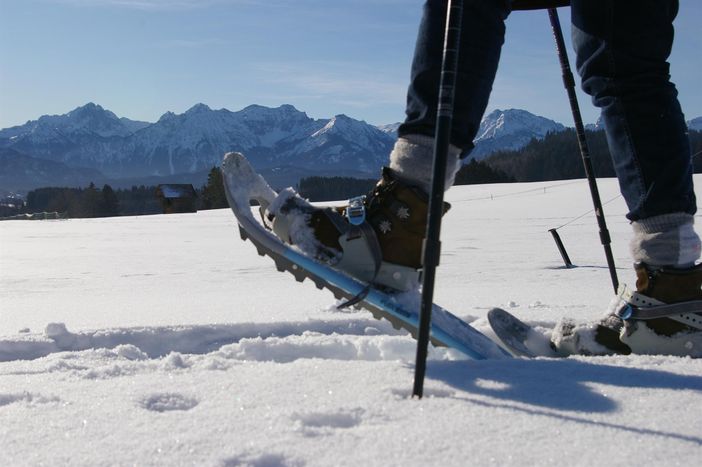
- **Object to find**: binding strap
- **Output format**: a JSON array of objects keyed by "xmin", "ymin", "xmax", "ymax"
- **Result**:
[
  {"xmin": 323, "ymin": 207, "xmax": 384, "ymax": 309},
  {"xmin": 613, "ymin": 284, "xmax": 702, "ymax": 329}
]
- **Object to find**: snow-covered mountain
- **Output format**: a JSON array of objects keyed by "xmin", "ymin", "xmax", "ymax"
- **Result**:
[
  {"xmin": 0, "ymin": 103, "xmax": 149, "ymax": 141},
  {"xmin": 0, "ymin": 103, "xmax": 394, "ymax": 181},
  {"xmin": 285, "ymin": 114, "xmax": 393, "ymax": 173},
  {"xmin": 0, "ymin": 148, "xmax": 108, "ymax": 193},
  {"xmin": 375, "ymin": 122, "xmax": 401, "ymax": 136},
  {"xmin": 469, "ymin": 109, "xmax": 566, "ymax": 160},
  {"xmin": 10, "ymin": 103, "xmax": 689, "ymax": 192}
]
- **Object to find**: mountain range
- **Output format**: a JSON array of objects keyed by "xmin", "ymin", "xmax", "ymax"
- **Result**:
[
  {"xmin": 0, "ymin": 103, "xmax": 393, "ymax": 181},
  {"xmin": 2, "ymin": 103, "xmax": 700, "ymax": 194}
]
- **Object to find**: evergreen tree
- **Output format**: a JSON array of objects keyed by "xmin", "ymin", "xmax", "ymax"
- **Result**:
[
  {"xmin": 200, "ymin": 167, "xmax": 228, "ymax": 209},
  {"xmin": 101, "ymin": 184, "xmax": 120, "ymax": 217},
  {"xmin": 76, "ymin": 182, "xmax": 102, "ymax": 218},
  {"xmin": 454, "ymin": 159, "xmax": 515, "ymax": 185}
]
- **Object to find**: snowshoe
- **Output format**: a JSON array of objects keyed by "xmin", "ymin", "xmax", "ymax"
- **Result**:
[{"xmin": 221, "ymin": 152, "xmax": 510, "ymax": 360}]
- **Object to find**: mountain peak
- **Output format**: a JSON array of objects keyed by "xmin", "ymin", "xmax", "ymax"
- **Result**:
[
  {"xmin": 74, "ymin": 102, "xmax": 103, "ymax": 111},
  {"xmin": 278, "ymin": 104, "xmax": 301, "ymax": 113},
  {"xmin": 469, "ymin": 108, "xmax": 567, "ymax": 160},
  {"xmin": 477, "ymin": 109, "xmax": 564, "ymax": 141},
  {"xmin": 313, "ymin": 114, "xmax": 357, "ymax": 136},
  {"xmin": 157, "ymin": 111, "xmax": 178, "ymax": 123},
  {"xmin": 376, "ymin": 122, "xmax": 401, "ymax": 135},
  {"xmin": 240, "ymin": 104, "xmax": 304, "ymax": 117},
  {"xmin": 185, "ymin": 103, "xmax": 212, "ymax": 115},
  {"xmin": 67, "ymin": 102, "xmax": 115, "ymax": 120},
  {"xmin": 309, "ymin": 113, "xmax": 389, "ymax": 149}
]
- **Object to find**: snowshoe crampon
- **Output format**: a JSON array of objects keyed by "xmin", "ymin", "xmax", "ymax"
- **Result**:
[{"xmin": 221, "ymin": 152, "xmax": 509, "ymax": 360}]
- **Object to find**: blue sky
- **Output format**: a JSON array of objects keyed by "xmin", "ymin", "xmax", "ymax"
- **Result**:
[{"xmin": 1, "ymin": 0, "xmax": 700, "ymax": 129}]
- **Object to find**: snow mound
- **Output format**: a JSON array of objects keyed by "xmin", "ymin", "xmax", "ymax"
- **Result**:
[{"xmin": 0, "ymin": 318, "xmax": 416, "ymax": 363}]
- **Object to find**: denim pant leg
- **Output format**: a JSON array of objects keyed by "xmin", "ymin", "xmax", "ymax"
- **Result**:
[
  {"xmin": 571, "ymin": 0, "xmax": 695, "ymax": 221},
  {"xmin": 398, "ymin": 0, "xmax": 511, "ymax": 155}
]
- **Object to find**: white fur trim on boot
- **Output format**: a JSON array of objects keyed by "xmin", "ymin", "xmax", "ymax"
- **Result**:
[
  {"xmin": 389, "ymin": 134, "xmax": 462, "ymax": 193},
  {"xmin": 630, "ymin": 213, "xmax": 701, "ymax": 268}
]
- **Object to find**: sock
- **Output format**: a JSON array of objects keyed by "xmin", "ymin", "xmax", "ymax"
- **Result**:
[
  {"xmin": 389, "ymin": 134, "xmax": 462, "ymax": 194},
  {"xmin": 629, "ymin": 213, "xmax": 701, "ymax": 268}
]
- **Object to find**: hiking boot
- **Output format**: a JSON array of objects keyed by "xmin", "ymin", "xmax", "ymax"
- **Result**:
[
  {"xmin": 553, "ymin": 262, "xmax": 702, "ymax": 357},
  {"xmin": 616, "ymin": 263, "xmax": 702, "ymax": 357},
  {"xmin": 264, "ymin": 167, "xmax": 449, "ymax": 291}
]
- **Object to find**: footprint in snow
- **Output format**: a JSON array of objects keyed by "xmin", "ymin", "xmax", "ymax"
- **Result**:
[
  {"xmin": 390, "ymin": 387, "xmax": 455, "ymax": 399},
  {"xmin": 221, "ymin": 452, "xmax": 303, "ymax": 467},
  {"xmin": 0, "ymin": 392, "xmax": 61, "ymax": 407},
  {"xmin": 138, "ymin": 392, "xmax": 198, "ymax": 412},
  {"xmin": 291, "ymin": 408, "xmax": 363, "ymax": 437}
]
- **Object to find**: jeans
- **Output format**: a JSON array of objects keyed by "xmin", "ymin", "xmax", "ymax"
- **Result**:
[{"xmin": 398, "ymin": 0, "xmax": 695, "ymax": 221}]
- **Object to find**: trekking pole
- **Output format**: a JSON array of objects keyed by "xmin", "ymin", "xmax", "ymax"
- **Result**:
[
  {"xmin": 547, "ymin": 8, "xmax": 619, "ymax": 293},
  {"xmin": 413, "ymin": 0, "xmax": 463, "ymax": 399}
]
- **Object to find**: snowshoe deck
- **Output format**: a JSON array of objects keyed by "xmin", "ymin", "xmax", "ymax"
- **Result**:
[
  {"xmin": 222, "ymin": 152, "xmax": 510, "ymax": 360},
  {"xmin": 488, "ymin": 308, "xmax": 559, "ymax": 358}
]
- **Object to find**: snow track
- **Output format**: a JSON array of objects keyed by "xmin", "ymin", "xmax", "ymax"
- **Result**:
[{"xmin": 0, "ymin": 318, "xmax": 434, "ymax": 362}]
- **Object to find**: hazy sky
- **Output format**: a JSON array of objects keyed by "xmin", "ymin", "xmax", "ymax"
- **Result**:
[{"xmin": 1, "ymin": 0, "xmax": 700, "ymax": 129}]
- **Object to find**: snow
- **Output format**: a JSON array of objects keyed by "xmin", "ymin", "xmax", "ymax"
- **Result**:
[{"xmin": 2, "ymin": 176, "xmax": 702, "ymax": 465}]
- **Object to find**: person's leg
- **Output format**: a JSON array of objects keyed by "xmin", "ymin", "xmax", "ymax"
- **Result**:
[
  {"xmin": 392, "ymin": 0, "xmax": 511, "ymax": 192},
  {"xmin": 553, "ymin": 0, "xmax": 702, "ymax": 356},
  {"xmin": 571, "ymin": 0, "xmax": 700, "ymax": 268},
  {"xmin": 262, "ymin": 1, "xmax": 512, "ymax": 291}
]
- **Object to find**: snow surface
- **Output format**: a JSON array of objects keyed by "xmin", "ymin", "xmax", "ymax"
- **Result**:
[{"xmin": 1, "ymin": 177, "xmax": 701, "ymax": 466}]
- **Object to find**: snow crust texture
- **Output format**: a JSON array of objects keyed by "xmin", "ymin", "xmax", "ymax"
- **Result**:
[{"xmin": 2, "ymin": 178, "xmax": 702, "ymax": 466}]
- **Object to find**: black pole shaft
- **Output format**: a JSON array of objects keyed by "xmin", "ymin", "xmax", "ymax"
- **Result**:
[
  {"xmin": 547, "ymin": 8, "xmax": 619, "ymax": 293},
  {"xmin": 413, "ymin": 0, "xmax": 463, "ymax": 399}
]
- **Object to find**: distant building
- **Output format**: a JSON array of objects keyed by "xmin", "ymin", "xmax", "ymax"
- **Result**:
[
  {"xmin": 155, "ymin": 184, "xmax": 198, "ymax": 214},
  {"xmin": 0, "ymin": 196, "xmax": 24, "ymax": 217}
]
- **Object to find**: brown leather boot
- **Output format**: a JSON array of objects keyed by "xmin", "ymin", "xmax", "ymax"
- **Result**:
[
  {"xmin": 590, "ymin": 263, "xmax": 702, "ymax": 354},
  {"xmin": 633, "ymin": 262, "xmax": 702, "ymax": 335},
  {"xmin": 268, "ymin": 167, "xmax": 449, "ymax": 291},
  {"xmin": 309, "ymin": 167, "xmax": 449, "ymax": 270}
]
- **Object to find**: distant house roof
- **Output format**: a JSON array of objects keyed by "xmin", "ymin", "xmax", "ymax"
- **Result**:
[{"xmin": 156, "ymin": 184, "xmax": 197, "ymax": 199}]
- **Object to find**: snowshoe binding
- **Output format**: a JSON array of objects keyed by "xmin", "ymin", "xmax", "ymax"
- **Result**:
[{"xmin": 261, "ymin": 166, "xmax": 449, "ymax": 292}]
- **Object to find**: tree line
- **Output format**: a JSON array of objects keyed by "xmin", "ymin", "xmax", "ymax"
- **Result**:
[
  {"xmin": 7, "ymin": 167, "xmax": 228, "ymax": 218},
  {"xmin": 296, "ymin": 129, "xmax": 702, "ymax": 200},
  {"xmin": 21, "ymin": 183, "xmax": 162, "ymax": 218},
  {"xmin": 483, "ymin": 129, "xmax": 702, "ymax": 182},
  {"xmin": 296, "ymin": 159, "xmax": 514, "ymax": 202}
]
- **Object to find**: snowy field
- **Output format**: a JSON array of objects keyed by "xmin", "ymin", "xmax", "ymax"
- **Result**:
[{"xmin": 1, "ymin": 177, "xmax": 701, "ymax": 466}]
